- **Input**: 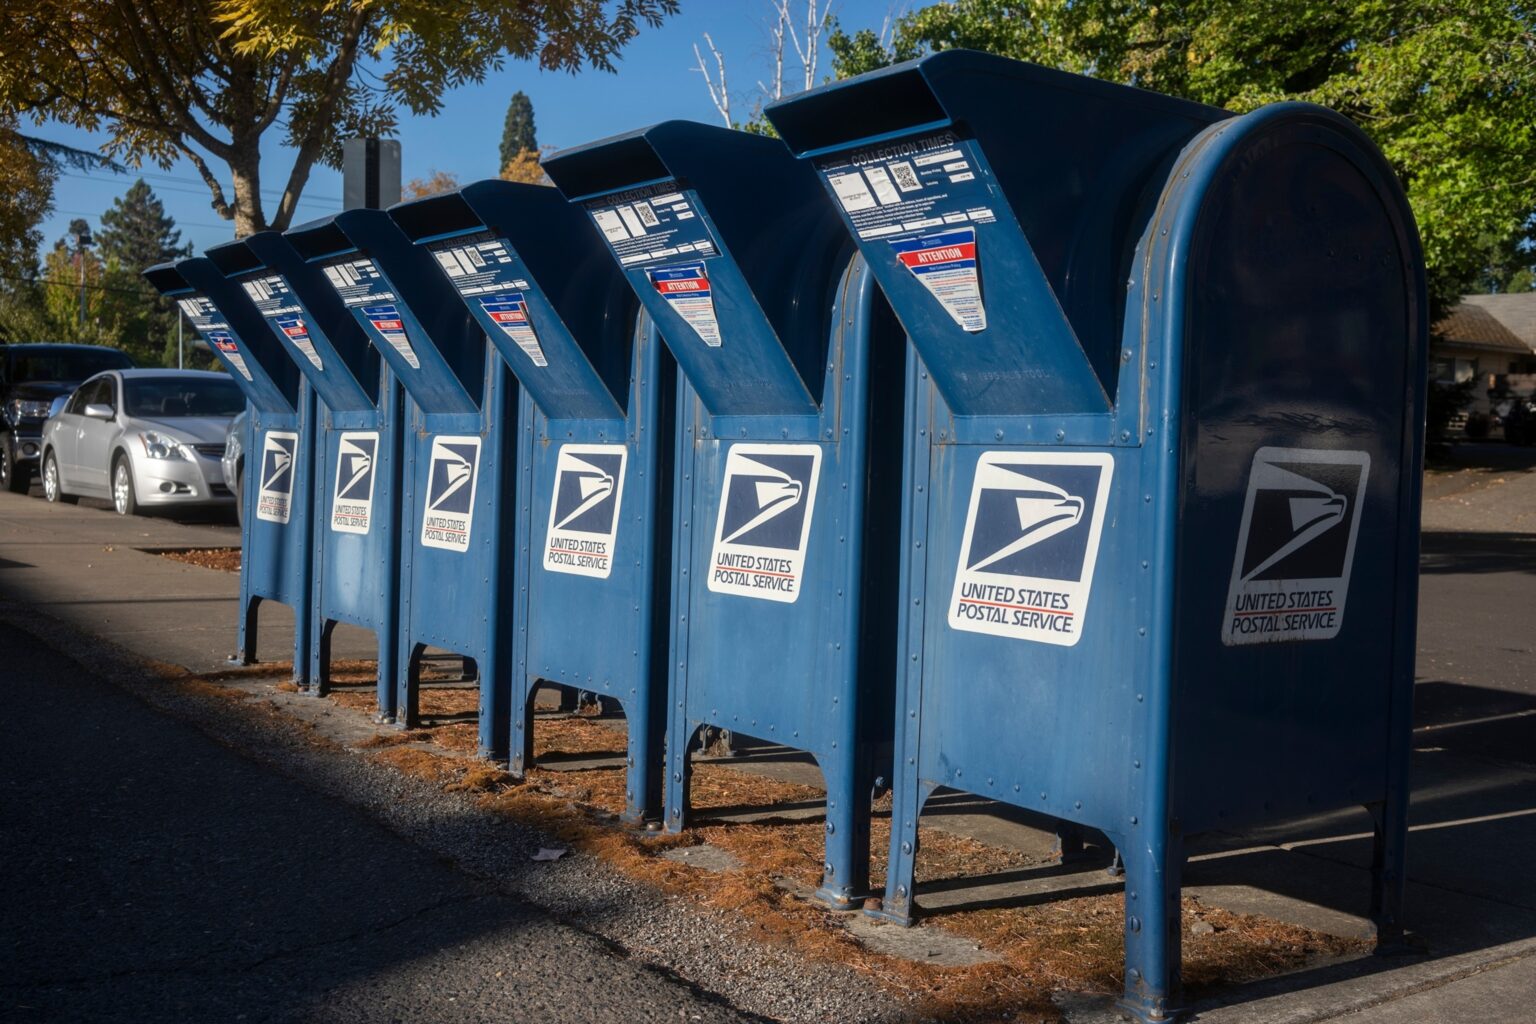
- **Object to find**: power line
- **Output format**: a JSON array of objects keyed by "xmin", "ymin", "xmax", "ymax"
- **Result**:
[
  {"xmin": 60, "ymin": 169, "xmax": 342, "ymax": 206},
  {"xmin": 0, "ymin": 272, "xmax": 165, "ymax": 298}
]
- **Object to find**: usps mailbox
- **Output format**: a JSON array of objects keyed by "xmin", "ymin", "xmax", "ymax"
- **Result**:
[
  {"xmin": 545, "ymin": 122, "xmax": 906, "ymax": 903},
  {"xmin": 144, "ymin": 258, "xmax": 315, "ymax": 680},
  {"xmin": 205, "ymin": 232, "xmax": 406, "ymax": 720},
  {"xmin": 770, "ymin": 51, "xmax": 1427, "ymax": 1021},
  {"xmin": 389, "ymin": 180, "xmax": 672, "ymax": 823},
  {"xmin": 285, "ymin": 209, "xmax": 515, "ymax": 758}
]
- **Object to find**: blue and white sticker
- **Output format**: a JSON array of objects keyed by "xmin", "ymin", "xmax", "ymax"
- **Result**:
[
  {"xmin": 1222, "ymin": 448, "xmax": 1370, "ymax": 646},
  {"xmin": 647, "ymin": 261, "xmax": 721, "ymax": 348},
  {"xmin": 420, "ymin": 435, "xmax": 481, "ymax": 553},
  {"xmin": 331, "ymin": 431, "xmax": 378, "ymax": 535},
  {"xmin": 257, "ymin": 431, "xmax": 299, "ymax": 525},
  {"xmin": 948, "ymin": 452, "xmax": 1114, "ymax": 645},
  {"xmin": 478, "ymin": 292, "xmax": 548, "ymax": 367},
  {"xmin": 205, "ymin": 331, "xmax": 253, "ymax": 382},
  {"xmin": 359, "ymin": 303, "xmax": 421, "ymax": 370},
  {"xmin": 817, "ymin": 131, "xmax": 998, "ymax": 332},
  {"xmin": 241, "ymin": 275, "xmax": 323, "ymax": 370},
  {"xmin": 273, "ymin": 314, "xmax": 324, "ymax": 371},
  {"xmin": 890, "ymin": 228, "xmax": 985, "ymax": 332},
  {"xmin": 708, "ymin": 444, "xmax": 823, "ymax": 603},
  {"xmin": 543, "ymin": 444, "xmax": 627, "ymax": 579},
  {"xmin": 176, "ymin": 295, "xmax": 228, "ymax": 333}
]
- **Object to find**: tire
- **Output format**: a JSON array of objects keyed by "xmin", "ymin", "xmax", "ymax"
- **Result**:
[
  {"xmin": 42, "ymin": 451, "xmax": 77, "ymax": 504},
  {"xmin": 1, "ymin": 444, "xmax": 30, "ymax": 494},
  {"xmin": 112, "ymin": 456, "xmax": 139, "ymax": 516}
]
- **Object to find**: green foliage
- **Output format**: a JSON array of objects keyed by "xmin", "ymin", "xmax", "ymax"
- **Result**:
[
  {"xmin": 500, "ymin": 91, "xmax": 538, "ymax": 169},
  {"xmin": 96, "ymin": 180, "xmax": 192, "ymax": 365},
  {"xmin": 0, "ymin": 1, "xmax": 677, "ymax": 233},
  {"xmin": 0, "ymin": 119, "xmax": 56, "ymax": 287},
  {"xmin": 829, "ymin": 0, "xmax": 1536, "ymax": 314}
]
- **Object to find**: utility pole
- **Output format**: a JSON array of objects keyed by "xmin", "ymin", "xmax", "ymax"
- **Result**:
[
  {"xmin": 69, "ymin": 223, "xmax": 93, "ymax": 328},
  {"xmin": 177, "ymin": 307, "xmax": 184, "ymax": 369}
]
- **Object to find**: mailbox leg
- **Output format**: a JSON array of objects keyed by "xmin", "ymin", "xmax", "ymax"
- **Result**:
[
  {"xmin": 870, "ymin": 780, "xmax": 937, "ymax": 927},
  {"xmin": 621, "ymin": 692, "xmax": 664, "ymax": 825},
  {"xmin": 814, "ymin": 751, "xmax": 873, "ymax": 908},
  {"xmin": 665, "ymin": 720, "xmax": 699, "ymax": 833},
  {"xmin": 398, "ymin": 642, "xmax": 422, "ymax": 730},
  {"xmin": 374, "ymin": 624, "xmax": 398, "ymax": 724},
  {"xmin": 234, "ymin": 594, "xmax": 260, "ymax": 666},
  {"xmin": 477, "ymin": 644, "xmax": 510, "ymax": 761},
  {"xmin": 311, "ymin": 619, "xmax": 334, "ymax": 696},
  {"xmin": 510, "ymin": 685, "xmax": 537, "ymax": 780},
  {"xmin": 1368, "ymin": 795, "xmax": 1409, "ymax": 952},
  {"xmin": 1119, "ymin": 831, "xmax": 1185, "ymax": 1023}
]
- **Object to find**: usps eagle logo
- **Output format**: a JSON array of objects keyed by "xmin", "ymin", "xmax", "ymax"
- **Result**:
[
  {"xmin": 1223, "ymin": 448, "xmax": 1370, "ymax": 645},
  {"xmin": 708, "ymin": 444, "xmax": 823, "ymax": 603},
  {"xmin": 544, "ymin": 445, "xmax": 627, "ymax": 579},
  {"xmin": 420, "ymin": 435, "xmax": 482, "ymax": 552},
  {"xmin": 256, "ymin": 432, "xmax": 299, "ymax": 525}
]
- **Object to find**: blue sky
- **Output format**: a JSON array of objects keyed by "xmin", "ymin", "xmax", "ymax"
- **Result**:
[{"xmin": 39, "ymin": 1, "xmax": 917, "ymax": 257}]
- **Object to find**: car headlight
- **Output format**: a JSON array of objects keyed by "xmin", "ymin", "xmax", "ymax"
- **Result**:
[
  {"xmin": 5, "ymin": 398, "xmax": 52, "ymax": 425},
  {"xmin": 139, "ymin": 431, "xmax": 190, "ymax": 460}
]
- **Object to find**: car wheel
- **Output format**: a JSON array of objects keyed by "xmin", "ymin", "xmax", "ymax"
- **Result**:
[
  {"xmin": 112, "ymin": 456, "xmax": 139, "ymax": 516},
  {"xmin": 42, "ymin": 451, "xmax": 77, "ymax": 504},
  {"xmin": 1, "ymin": 445, "xmax": 30, "ymax": 494}
]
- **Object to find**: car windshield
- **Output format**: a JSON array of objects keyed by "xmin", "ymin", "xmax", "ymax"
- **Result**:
[
  {"xmin": 8, "ymin": 348, "xmax": 133, "ymax": 383},
  {"xmin": 122, "ymin": 377, "xmax": 245, "ymax": 418}
]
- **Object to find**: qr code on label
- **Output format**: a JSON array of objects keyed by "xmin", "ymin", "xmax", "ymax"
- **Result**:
[
  {"xmin": 888, "ymin": 161, "xmax": 921, "ymax": 191},
  {"xmin": 635, "ymin": 202, "xmax": 660, "ymax": 228}
]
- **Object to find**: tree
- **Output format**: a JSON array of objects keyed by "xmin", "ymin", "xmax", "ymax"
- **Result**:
[
  {"xmin": 0, "ymin": 0, "xmax": 678, "ymax": 236},
  {"xmin": 501, "ymin": 148, "xmax": 553, "ymax": 185},
  {"xmin": 96, "ymin": 179, "xmax": 191, "ymax": 365},
  {"xmin": 38, "ymin": 230, "xmax": 112, "ymax": 343},
  {"xmin": 500, "ymin": 91, "xmax": 538, "ymax": 170},
  {"xmin": 0, "ymin": 119, "xmax": 57, "ymax": 288},
  {"xmin": 828, "ymin": 0, "xmax": 1536, "ymax": 314},
  {"xmin": 403, "ymin": 170, "xmax": 462, "ymax": 200}
]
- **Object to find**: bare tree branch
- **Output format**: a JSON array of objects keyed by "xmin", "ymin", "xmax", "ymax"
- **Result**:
[
  {"xmin": 691, "ymin": 32, "xmax": 731, "ymax": 126},
  {"xmin": 180, "ymin": 145, "xmax": 234, "ymax": 222}
]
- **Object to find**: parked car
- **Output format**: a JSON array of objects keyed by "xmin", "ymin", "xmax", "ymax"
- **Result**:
[
  {"xmin": 0, "ymin": 343, "xmax": 135, "ymax": 493},
  {"xmin": 222, "ymin": 407, "xmax": 248, "ymax": 527},
  {"xmin": 1505, "ymin": 397, "xmax": 1536, "ymax": 446},
  {"xmin": 40, "ymin": 369, "xmax": 243, "ymax": 515}
]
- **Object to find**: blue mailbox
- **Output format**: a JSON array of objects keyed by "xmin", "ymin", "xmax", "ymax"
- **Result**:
[
  {"xmin": 205, "ymin": 232, "xmax": 406, "ymax": 720},
  {"xmin": 770, "ymin": 51, "xmax": 1427, "ymax": 1021},
  {"xmin": 388, "ymin": 180, "xmax": 673, "ymax": 823},
  {"xmin": 545, "ymin": 122, "xmax": 907, "ymax": 904},
  {"xmin": 285, "ymin": 209, "xmax": 515, "ymax": 758},
  {"xmin": 144, "ymin": 258, "xmax": 315, "ymax": 680}
]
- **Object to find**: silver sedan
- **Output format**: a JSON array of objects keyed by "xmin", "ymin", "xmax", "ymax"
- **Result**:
[{"xmin": 40, "ymin": 369, "xmax": 243, "ymax": 515}]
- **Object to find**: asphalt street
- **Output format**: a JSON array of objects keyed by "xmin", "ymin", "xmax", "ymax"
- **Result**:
[{"xmin": 0, "ymin": 620, "xmax": 751, "ymax": 1024}]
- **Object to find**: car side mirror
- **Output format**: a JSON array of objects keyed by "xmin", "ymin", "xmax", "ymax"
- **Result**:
[
  {"xmin": 83, "ymin": 403, "xmax": 114, "ymax": 419},
  {"xmin": 47, "ymin": 397, "xmax": 68, "ymax": 419}
]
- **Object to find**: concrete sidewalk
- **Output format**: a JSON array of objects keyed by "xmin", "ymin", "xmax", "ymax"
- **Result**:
[
  {"xmin": 3, "ymin": 482, "xmax": 1536, "ymax": 1023},
  {"xmin": 0, "ymin": 489, "xmax": 373, "ymax": 672}
]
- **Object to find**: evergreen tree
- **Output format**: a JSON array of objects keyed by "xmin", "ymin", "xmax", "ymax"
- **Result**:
[
  {"xmin": 95, "ymin": 179, "xmax": 190, "ymax": 365},
  {"xmin": 499, "ymin": 91, "xmax": 537, "ymax": 171}
]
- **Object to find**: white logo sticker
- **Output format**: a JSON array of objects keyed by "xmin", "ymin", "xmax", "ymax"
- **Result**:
[
  {"xmin": 543, "ymin": 444, "xmax": 627, "ymax": 579},
  {"xmin": 708, "ymin": 444, "xmax": 822, "ymax": 604},
  {"xmin": 330, "ymin": 431, "xmax": 378, "ymax": 535},
  {"xmin": 256, "ymin": 431, "xmax": 299, "ymax": 525},
  {"xmin": 1222, "ymin": 447, "xmax": 1370, "ymax": 646},
  {"xmin": 420, "ymin": 435, "xmax": 481, "ymax": 552},
  {"xmin": 948, "ymin": 452, "xmax": 1114, "ymax": 646}
]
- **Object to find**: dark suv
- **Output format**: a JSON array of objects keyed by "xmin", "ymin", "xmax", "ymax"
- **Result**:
[{"xmin": 1, "ymin": 344, "xmax": 136, "ymax": 493}]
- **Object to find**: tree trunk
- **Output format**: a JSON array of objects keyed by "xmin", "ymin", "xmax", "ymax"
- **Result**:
[{"xmin": 228, "ymin": 138, "xmax": 267, "ymax": 237}]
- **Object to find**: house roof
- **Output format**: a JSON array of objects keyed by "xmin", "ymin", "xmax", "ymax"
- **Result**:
[
  {"xmin": 1433, "ymin": 299, "xmax": 1533, "ymax": 355},
  {"xmin": 1462, "ymin": 292, "xmax": 1536, "ymax": 349}
]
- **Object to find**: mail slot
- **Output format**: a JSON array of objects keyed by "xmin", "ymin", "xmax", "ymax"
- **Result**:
[
  {"xmin": 206, "ymin": 231, "xmax": 406, "ymax": 722},
  {"xmin": 769, "ymin": 50, "xmax": 1427, "ymax": 1021},
  {"xmin": 286, "ymin": 208, "xmax": 515, "ymax": 758},
  {"xmin": 390, "ymin": 179, "xmax": 673, "ymax": 823},
  {"xmin": 144, "ymin": 258, "xmax": 315, "ymax": 681},
  {"xmin": 545, "ymin": 121, "xmax": 907, "ymax": 904}
]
